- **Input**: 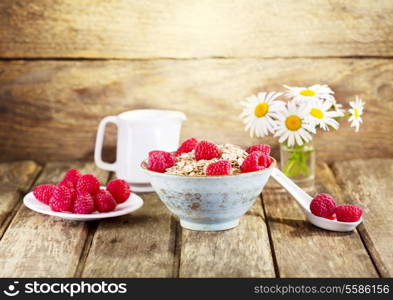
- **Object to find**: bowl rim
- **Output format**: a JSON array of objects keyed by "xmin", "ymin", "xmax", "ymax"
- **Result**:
[{"xmin": 141, "ymin": 157, "xmax": 276, "ymax": 179}]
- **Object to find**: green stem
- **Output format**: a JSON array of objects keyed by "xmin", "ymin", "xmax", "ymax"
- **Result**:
[
  {"xmin": 282, "ymin": 144, "xmax": 314, "ymax": 178},
  {"xmin": 334, "ymin": 112, "xmax": 351, "ymax": 120}
]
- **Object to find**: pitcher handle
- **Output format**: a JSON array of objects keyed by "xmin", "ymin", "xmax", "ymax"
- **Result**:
[{"xmin": 94, "ymin": 116, "xmax": 118, "ymax": 171}]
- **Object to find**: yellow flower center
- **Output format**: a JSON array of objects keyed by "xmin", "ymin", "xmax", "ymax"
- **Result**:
[
  {"xmin": 310, "ymin": 108, "xmax": 324, "ymax": 119},
  {"xmin": 354, "ymin": 108, "xmax": 359, "ymax": 119},
  {"xmin": 285, "ymin": 115, "xmax": 302, "ymax": 131},
  {"xmin": 300, "ymin": 89, "xmax": 316, "ymax": 97},
  {"xmin": 254, "ymin": 102, "xmax": 269, "ymax": 118}
]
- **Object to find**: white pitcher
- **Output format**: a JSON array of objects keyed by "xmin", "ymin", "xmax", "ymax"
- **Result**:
[{"xmin": 94, "ymin": 109, "xmax": 186, "ymax": 192}]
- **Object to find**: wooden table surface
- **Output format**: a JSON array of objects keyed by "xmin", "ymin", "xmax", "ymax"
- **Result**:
[{"xmin": 0, "ymin": 159, "xmax": 392, "ymax": 278}]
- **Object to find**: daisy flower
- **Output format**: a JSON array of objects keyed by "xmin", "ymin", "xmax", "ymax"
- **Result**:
[
  {"xmin": 274, "ymin": 101, "xmax": 316, "ymax": 147},
  {"xmin": 240, "ymin": 91, "xmax": 285, "ymax": 138},
  {"xmin": 283, "ymin": 84, "xmax": 335, "ymax": 105},
  {"xmin": 305, "ymin": 99, "xmax": 341, "ymax": 131},
  {"xmin": 348, "ymin": 96, "xmax": 365, "ymax": 132},
  {"xmin": 332, "ymin": 102, "xmax": 345, "ymax": 117}
]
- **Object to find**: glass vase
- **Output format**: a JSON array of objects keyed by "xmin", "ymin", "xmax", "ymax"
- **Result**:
[{"xmin": 280, "ymin": 142, "xmax": 316, "ymax": 191}]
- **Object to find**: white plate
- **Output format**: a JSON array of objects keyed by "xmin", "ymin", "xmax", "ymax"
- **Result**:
[{"xmin": 23, "ymin": 187, "xmax": 144, "ymax": 221}]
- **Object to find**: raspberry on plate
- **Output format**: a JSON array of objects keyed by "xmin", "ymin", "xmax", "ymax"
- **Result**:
[
  {"xmin": 76, "ymin": 174, "xmax": 100, "ymax": 196},
  {"xmin": 245, "ymin": 144, "xmax": 271, "ymax": 156},
  {"xmin": 33, "ymin": 184, "xmax": 55, "ymax": 205},
  {"xmin": 205, "ymin": 160, "xmax": 231, "ymax": 176},
  {"xmin": 195, "ymin": 140, "xmax": 220, "ymax": 161},
  {"xmin": 176, "ymin": 137, "xmax": 198, "ymax": 156},
  {"xmin": 335, "ymin": 205, "xmax": 362, "ymax": 222},
  {"xmin": 49, "ymin": 185, "xmax": 74, "ymax": 212},
  {"xmin": 310, "ymin": 193, "xmax": 336, "ymax": 218},
  {"xmin": 106, "ymin": 179, "xmax": 131, "ymax": 203},
  {"xmin": 240, "ymin": 151, "xmax": 271, "ymax": 173},
  {"xmin": 62, "ymin": 169, "xmax": 82, "ymax": 186},
  {"xmin": 73, "ymin": 193, "xmax": 95, "ymax": 214},
  {"xmin": 58, "ymin": 179, "xmax": 74, "ymax": 189},
  {"xmin": 58, "ymin": 180, "xmax": 77, "ymax": 201},
  {"xmin": 94, "ymin": 190, "xmax": 117, "ymax": 212},
  {"xmin": 148, "ymin": 150, "xmax": 176, "ymax": 173}
]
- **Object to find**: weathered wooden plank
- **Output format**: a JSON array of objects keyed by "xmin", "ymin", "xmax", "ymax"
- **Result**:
[
  {"xmin": 0, "ymin": 161, "xmax": 109, "ymax": 277},
  {"xmin": 0, "ymin": 161, "xmax": 41, "ymax": 192},
  {"xmin": 0, "ymin": 161, "xmax": 41, "ymax": 237},
  {"xmin": 0, "ymin": 59, "xmax": 392, "ymax": 163},
  {"xmin": 262, "ymin": 163, "xmax": 378, "ymax": 277},
  {"xmin": 82, "ymin": 192, "xmax": 177, "ymax": 277},
  {"xmin": 332, "ymin": 158, "xmax": 393, "ymax": 277},
  {"xmin": 0, "ymin": 0, "xmax": 392, "ymax": 58},
  {"xmin": 0, "ymin": 188, "xmax": 20, "ymax": 238},
  {"xmin": 179, "ymin": 198, "xmax": 275, "ymax": 278}
]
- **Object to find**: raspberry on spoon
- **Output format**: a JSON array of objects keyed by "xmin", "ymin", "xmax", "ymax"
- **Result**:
[
  {"xmin": 310, "ymin": 193, "xmax": 336, "ymax": 218},
  {"xmin": 335, "ymin": 205, "xmax": 362, "ymax": 222}
]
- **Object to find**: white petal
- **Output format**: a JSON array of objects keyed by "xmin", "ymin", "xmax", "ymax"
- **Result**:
[
  {"xmin": 294, "ymin": 132, "xmax": 303, "ymax": 145},
  {"xmin": 278, "ymin": 131, "xmax": 289, "ymax": 143},
  {"xmin": 288, "ymin": 132, "xmax": 295, "ymax": 147},
  {"xmin": 326, "ymin": 118, "xmax": 339, "ymax": 130}
]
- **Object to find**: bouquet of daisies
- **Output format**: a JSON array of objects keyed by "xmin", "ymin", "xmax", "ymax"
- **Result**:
[{"xmin": 240, "ymin": 84, "xmax": 365, "ymax": 178}]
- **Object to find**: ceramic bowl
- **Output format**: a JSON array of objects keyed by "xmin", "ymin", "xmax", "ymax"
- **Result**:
[{"xmin": 141, "ymin": 158, "xmax": 276, "ymax": 231}]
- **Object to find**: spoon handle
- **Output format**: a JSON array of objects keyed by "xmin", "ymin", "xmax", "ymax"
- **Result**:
[{"xmin": 270, "ymin": 168, "xmax": 313, "ymax": 212}]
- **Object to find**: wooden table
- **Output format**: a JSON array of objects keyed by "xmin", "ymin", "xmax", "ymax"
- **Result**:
[{"xmin": 0, "ymin": 159, "xmax": 392, "ymax": 278}]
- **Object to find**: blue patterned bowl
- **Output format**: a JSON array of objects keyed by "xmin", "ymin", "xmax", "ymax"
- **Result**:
[{"xmin": 141, "ymin": 158, "xmax": 275, "ymax": 231}]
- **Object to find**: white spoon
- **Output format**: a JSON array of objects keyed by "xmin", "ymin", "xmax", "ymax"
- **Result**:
[{"xmin": 270, "ymin": 168, "xmax": 362, "ymax": 232}]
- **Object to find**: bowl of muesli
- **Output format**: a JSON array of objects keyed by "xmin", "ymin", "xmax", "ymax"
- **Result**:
[{"xmin": 141, "ymin": 138, "xmax": 275, "ymax": 231}]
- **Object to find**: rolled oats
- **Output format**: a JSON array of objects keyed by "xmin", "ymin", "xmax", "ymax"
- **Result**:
[{"xmin": 165, "ymin": 144, "xmax": 248, "ymax": 176}]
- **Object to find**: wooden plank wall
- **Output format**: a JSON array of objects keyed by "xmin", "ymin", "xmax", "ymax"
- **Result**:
[{"xmin": 0, "ymin": 0, "xmax": 393, "ymax": 162}]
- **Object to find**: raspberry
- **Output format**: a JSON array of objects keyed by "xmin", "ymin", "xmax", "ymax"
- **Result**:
[
  {"xmin": 335, "ymin": 205, "xmax": 362, "ymax": 222},
  {"xmin": 76, "ymin": 174, "xmax": 100, "ymax": 195},
  {"xmin": 148, "ymin": 151, "xmax": 176, "ymax": 173},
  {"xmin": 58, "ymin": 179, "xmax": 74, "ymax": 189},
  {"xmin": 106, "ymin": 179, "xmax": 131, "ymax": 203},
  {"xmin": 205, "ymin": 160, "xmax": 231, "ymax": 176},
  {"xmin": 176, "ymin": 137, "xmax": 198, "ymax": 156},
  {"xmin": 195, "ymin": 141, "xmax": 220, "ymax": 161},
  {"xmin": 240, "ymin": 151, "xmax": 271, "ymax": 172},
  {"xmin": 49, "ymin": 185, "xmax": 74, "ymax": 212},
  {"xmin": 73, "ymin": 193, "xmax": 95, "ymax": 214},
  {"xmin": 58, "ymin": 180, "xmax": 77, "ymax": 202},
  {"xmin": 62, "ymin": 169, "xmax": 82, "ymax": 186},
  {"xmin": 33, "ymin": 184, "xmax": 55, "ymax": 205},
  {"xmin": 94, "ymin": 190, "xmax": 117, "ymax": 212},
  {"xmin": 246, "ymin": 144, "xmax": 271, "ymax": 156},
  {"xmin": 310, "ymin": 193, "xmax": 336, "ymax": 218}
]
